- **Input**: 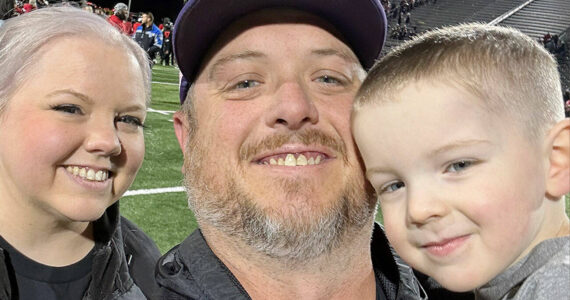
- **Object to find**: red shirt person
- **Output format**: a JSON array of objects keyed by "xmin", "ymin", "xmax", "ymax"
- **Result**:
[{"xmin": 107, "ymin": 2, "xmax": 129, "ymax": 34}]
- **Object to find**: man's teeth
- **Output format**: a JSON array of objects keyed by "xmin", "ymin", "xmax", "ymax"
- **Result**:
[
  {"xmin": 66, "ymin": 166, "xmax": 108, "ymax": 182},
  {"xmin": 268, "ymin": 154, "xmax": 322, "ymax": 167}
]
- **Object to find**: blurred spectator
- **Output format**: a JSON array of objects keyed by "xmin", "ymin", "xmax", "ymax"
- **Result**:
[
  {"xmin": 132, "ymin": 14, "xmax": 141, "ymax": 31},
  {"xmin": 107, "ymin": 2, "xmax": 129, "ymax": 34},
  {"xmin": 22, "ymin": 2, "xmax": 33, "ymax": 12},
  {"xmin": 540, "ymin": 33, "xmax": 567, "ymax": 60},
  {"xmin": 36, "ymin": 0, "xmax": 47, "ymax": 8},
  {"xmin": 133, "ymin": 11, "xmax": 163, "ymax": 66},
  {"xmin": 161, "ymin": 22, "xmax": 173, "ymax": 66},
  {"xmin": 1, "ymin": 0, "xmax": 15, "ymax": 24},
  {"xmin": 93, "ymin": 6, "xmax": 104, "ymax": 17}
]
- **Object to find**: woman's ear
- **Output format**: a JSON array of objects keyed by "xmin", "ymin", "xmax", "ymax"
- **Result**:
[{"xmin": 545, "ymin": 119, "xmax": 570, "ymax": 198}]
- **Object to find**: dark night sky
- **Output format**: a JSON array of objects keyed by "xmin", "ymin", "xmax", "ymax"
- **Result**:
[{"xmin": 93, "ymin": 0, "xmax": 184, "ymax": 23}]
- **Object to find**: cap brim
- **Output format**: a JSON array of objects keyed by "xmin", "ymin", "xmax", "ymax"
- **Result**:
[{"xmin": 174, "ymin": 0, "xmax": 387, "ymax": 103}]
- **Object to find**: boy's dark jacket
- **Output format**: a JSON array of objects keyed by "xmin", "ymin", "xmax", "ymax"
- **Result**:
[{"xmin": 0, "ymin": 202, "xmax": 160, "ymax": 299}]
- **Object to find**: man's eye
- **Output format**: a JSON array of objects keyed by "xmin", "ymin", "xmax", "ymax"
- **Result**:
[
  {"xmin": 380, "ymin": 181, "xmax": 405, "ymax": 194},
  {"xmin": 445, "ymin": 160, "xmax": 474, "ymax": 173},
  {"xmin": 115, "ymin": 115, "xmax": 145, "ymax": 128},
  {"xmin": 51, "ymin": 104, "xmax": 83, "ymax": 115},
  {"xmin": 315, "ymin": 75, "xmax": 342, "ymax": 85},
  {"xmin": 233, "ymin": 80, "xmax": 260, "ymax": 89}
]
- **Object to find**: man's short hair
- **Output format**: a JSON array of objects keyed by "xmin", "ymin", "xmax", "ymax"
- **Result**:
[
  {"xmin": 355, "ymin": 23, "xmax": 564, "ymax": 141},
  {"xmin": 144, "ymin": 12, "xmax": 154, "ymax": 23}
]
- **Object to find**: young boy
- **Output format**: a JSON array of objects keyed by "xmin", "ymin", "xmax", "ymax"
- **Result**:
[{"xmin": 352, "ymin": 23, "xmax": 570, "ymax": 299}]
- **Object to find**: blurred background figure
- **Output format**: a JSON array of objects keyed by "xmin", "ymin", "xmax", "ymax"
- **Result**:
[
  {"xmin": 133, "ymin": 11, "xmax": 162, "ymax": 67},
  {"xmin": 107, "ymin": 2, "xmax": 129, "ymax": 34}
]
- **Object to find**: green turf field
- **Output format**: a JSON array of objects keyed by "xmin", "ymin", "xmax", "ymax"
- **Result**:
[
  {"xmin": 121, "ymin": 65, "xmax": 570, "ymax": 254},
  {"xmin": 120, "ymin": 65, "xmax": 194, "ymax": 254}
]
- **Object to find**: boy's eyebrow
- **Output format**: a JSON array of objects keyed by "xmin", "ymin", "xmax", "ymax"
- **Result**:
[
  {"xmin": 428, "ymin": 139, "xmax": 491, "ymax": 157},
  {"xmin": 208, "ymin": 50, "xmax": 266, "ymax": 80},
  {"xmin": 366, "ymin": 166, "xmax": 392, "ymax": 177},
  {"xmin": 365, "ymin": 139, "xmax": 491, "ymax": 177}
]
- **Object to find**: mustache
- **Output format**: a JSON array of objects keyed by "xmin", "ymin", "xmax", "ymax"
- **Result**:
[{"xmin": 239, "ymin": 129, "xmax": 347, "ymax": 161}]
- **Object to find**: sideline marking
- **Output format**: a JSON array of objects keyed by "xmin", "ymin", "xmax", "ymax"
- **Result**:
[
  {"xmin": 152, "ymin": 81, "xmax": 178, "ymax": 86},
  {"xmin": 124, "ymin": 186, "xmax": 185, "ymax": 197},
  {"xmin": 147, "ymin": 108, "xmax": 176, "ymax": 115}
]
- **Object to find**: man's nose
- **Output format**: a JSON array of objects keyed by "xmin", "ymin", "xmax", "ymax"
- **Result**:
[{"xmin": 265, "ymin": 81, "xmax": 319, "ymax": 130}]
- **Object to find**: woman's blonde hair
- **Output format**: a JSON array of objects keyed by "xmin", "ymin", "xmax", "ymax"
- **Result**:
[{"xmin": 0, "ymin": 6, "xmax": 151, "ymax": 114}]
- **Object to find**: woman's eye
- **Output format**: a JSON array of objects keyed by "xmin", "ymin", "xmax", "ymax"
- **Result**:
[
  {"xmin": 380, "ymin": 181, "xmax": 405, "ymax": 194},
  {"xmin": 51, "ymin": 104, "xmax": 83, "ymax": 115},
  {"xmin": 116, "ymin": 115, "xmax": 144, "ymax": 128},
  {"xmin": 445, "ymin": 160, "xmax": 474, "ymax": 173},
  {"xmin": 233, "ymin": 80, "xmax": 260, "ymax": 90}
]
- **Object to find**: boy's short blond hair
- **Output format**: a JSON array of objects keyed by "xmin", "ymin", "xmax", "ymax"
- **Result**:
[{"xmin": 354, "ymin": 23, "xmax": 564, "ymax": 141}]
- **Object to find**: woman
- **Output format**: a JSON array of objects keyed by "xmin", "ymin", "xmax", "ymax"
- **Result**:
[{"xmin": 0, "ymin": 6, "xmax": 159, "ymax": 299}]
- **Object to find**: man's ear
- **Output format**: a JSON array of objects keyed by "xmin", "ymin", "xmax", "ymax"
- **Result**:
[
  {"xmin": 173, "ymin": 111, "xmax": 189, "ymax": 153},
  {"xmin": 545, "ymin": 118, "xmax": 570, "ymax": 198}
]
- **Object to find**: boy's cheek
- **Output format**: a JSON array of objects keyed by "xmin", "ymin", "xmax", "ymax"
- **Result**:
[{"xmin": 381, "ymin": 203, "xmax": 407, "ymax": 244}]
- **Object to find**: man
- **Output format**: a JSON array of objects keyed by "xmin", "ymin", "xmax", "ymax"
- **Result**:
[
  {"xmin": 133, "ymin": 12, "xmax": 162, "ymax": 65},
  {"xmin": 155, "ymin": 0, "xmax": 471, "ymax": 299},
  {"xmin": 160, "ymin": 21, "xmax": 173, "ymax": 66},
  {"xmin": 107, "ymin": 2, "xmax": 129, "ymax": 34}
]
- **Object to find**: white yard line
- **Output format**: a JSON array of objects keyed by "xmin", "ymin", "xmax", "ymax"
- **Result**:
[
  {"xmin": 124, "ymin": 186, "xmax": 185, "ymax": 197},
  {"xmin": 147, "ymin": 108, "xmax": 176, "ymax": 115},
  {"xmin": 151, "ymin": 81, "xmax": 179, "ymax": 86}
]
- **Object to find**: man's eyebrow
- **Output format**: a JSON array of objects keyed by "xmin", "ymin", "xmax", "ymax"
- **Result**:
[
  {"xmin": 208, "ymin": 51, "xmax": 267, "ymax": 80},
  {"xmin": 310, "ymin": 48, "xmax": 359, "ymax": 64},
  {"xmin": 47, "ymin": 89, "xmax": 94, "ymax": 104}
]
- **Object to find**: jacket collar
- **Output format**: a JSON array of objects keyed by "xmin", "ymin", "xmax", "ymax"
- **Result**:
[
  {"xmin": 171, "ymin": 223, "xmax": 420, "ymax": 299},
  {"xmin": 93, "ymin": 202, "xmax": 120, "ymax": 245}
]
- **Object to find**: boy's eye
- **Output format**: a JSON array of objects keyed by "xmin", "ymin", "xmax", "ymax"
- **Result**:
[
  {"xmin": 115, "ymin": 115, "xmax": 145, "ymax": 128},
  {"xmin": 51, "ymin": 104, "xmax": 83, "ymax": 115},
  {"xmin": 445, "ymin": 160, "xmax": 474, "ymax": 173},
  {"xmin": 380, "ymin": 181, "xmax": 405, "ymax": 194}
]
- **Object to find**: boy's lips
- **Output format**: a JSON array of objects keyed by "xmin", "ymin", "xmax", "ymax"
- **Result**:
[{"xmin": 421, "ymin": 234, "xmax": 471, "ymax": 257}]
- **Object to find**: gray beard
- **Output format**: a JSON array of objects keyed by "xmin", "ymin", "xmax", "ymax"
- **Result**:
[{"xmin": 182, "ymin": 130, "xmax": 376, "ymax": 265}]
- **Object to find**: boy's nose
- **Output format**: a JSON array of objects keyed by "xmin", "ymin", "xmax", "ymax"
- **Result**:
[{"xmin": 406, "ymin": 185, "xmax": 450, "ymax": 226}]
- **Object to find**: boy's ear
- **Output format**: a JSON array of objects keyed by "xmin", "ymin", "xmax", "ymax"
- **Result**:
[{"xmin": 545, "ymin": 118, "xmax": 570, "ymax": 198}]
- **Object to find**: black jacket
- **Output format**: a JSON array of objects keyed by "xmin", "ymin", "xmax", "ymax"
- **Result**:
[
  {"xmin": 154, "ymin": 223, "xmax": 426, "ymax": 300},
  {"xmin": 0, "ymin": 202, "xmax": 161, "ymax": 300}
]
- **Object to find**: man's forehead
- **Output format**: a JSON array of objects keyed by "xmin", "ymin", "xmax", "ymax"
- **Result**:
[
  {"xmin": 197, "ymin": 8, "xmax": 359, "ymax": 78},
  {"xmin": 216, "ymin": 8, "xmax": 349, "ymax": 49},
  {"xmin": 174, "ymin": 1, "xmax": 387, "ymax": 103}
]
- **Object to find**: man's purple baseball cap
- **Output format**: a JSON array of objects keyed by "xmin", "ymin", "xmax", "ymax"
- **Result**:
[{"xmin": 173, "ymin": 0, "xmax": 387, "ymax": 104}]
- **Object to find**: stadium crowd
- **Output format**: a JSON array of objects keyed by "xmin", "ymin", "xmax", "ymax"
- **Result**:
[
  {"xmin": 1, "ymin": 0, "xmax": 174, "ymax": 66},
  {"xmin": 382, "ymin": 0, "xmax": 438, "ymax": 40}
]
